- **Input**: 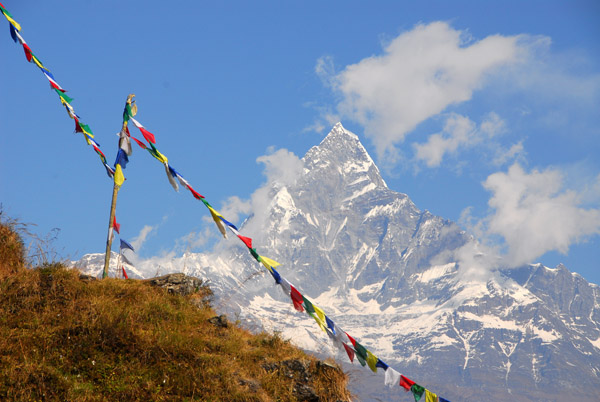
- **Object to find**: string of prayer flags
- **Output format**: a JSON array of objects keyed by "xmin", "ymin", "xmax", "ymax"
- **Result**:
[
  {"xmin": 2, "ymin": 4, "xmax": 115, "ymax": 178},
  {"xmin": 0, "ymin": 3, "xmax": 21, "ymax": 31},
  {"xmin": 108, "ymin": 102, "xmax": 453, "ymax": 401}
]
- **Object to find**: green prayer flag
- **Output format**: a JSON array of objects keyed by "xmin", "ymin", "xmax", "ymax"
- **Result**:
[
  {"xmin": 302, "ymin": 296, "xmax": 316, "ymax": 316},
  {"xmin": 123, "ymin": 103, "xmax": 132, "ymax": 122},
  {"xmin": 55, "ymin": 88, "xmax": 73, "ymax": 104},
  {"xmin": 411, "ymin": 384, "xmax": 425, "ymax": 402},
  {"xmin": 250, "ymin": 248, "xmax": 260, "ymax": 260},
  {"xmin": 80, "ymin": 124, "xmax": 93, "ymax": 136},
  {"xmin": 354, "ymin": 341, "xmax": 369, "ymax": 363}
]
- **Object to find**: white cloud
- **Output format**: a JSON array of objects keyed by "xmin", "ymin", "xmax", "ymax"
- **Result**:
[
  {"xmin": 480, "ymin": 163, "xmax": 600, "ymax": 267},
  {"xmin": 413, "ymin": 112, "xmax": 521, "ymax": 168},
  {"xmin": 324, "ymin": 22, "xmax": 523, "ymax": 161},
  {"xmin": 413, "ymin": 114, "xmax": 477, "ymax": 167}
]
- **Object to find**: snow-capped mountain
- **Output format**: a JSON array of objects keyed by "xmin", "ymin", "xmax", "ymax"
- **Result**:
[
  {"xmin": 75, "ymin": 123, "xmax": 600, "ymax": 401},
  {"xmin": 73, "ymin": 251, "xmax": 145, "ymax": 279}
]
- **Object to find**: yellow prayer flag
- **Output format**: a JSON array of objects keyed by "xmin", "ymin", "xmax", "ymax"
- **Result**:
[
  {"xmin": 155, "ymin": 150, "xmax": 168, "ymax": 164},
  {"xmin": 31, "ymin": 55, "xmax": 47, "ymax": 70},
  {"xmin": 424, "ymin": 389, "xmax": 438, "ymax": 402},
  {"xmin": 207, "ymin": 206, "xmax": 227, "ymax": 238},
  {"xmin": 366, "ymin": 350, "xmax": 378, "ymax": 373},
  {"xmin": 3, "ymin": 14, "xmax": 21, "ymax": 31},
  {"xmin": 312, "ymin": 304, "xmax": 328, "ymax": 332},
  {"xmin": 260, "ymin": 256, "xmax": 280, "ymax": 272},
  {"xmin": 114, "ymin": 164, "xmax": 125, "ymax": 187}
]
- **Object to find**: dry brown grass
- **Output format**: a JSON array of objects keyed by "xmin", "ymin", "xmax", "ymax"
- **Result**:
[{"xmin": 0, "ymin": 219, "xmax": 352, "ymax": 401}]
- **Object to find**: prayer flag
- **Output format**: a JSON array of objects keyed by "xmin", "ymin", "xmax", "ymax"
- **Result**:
[
  {"xmin": 237, "ymin": 234, "xmax": 252, "ymax": 249},
  {"xmin": 343, "ymin": 343, "xmax": 355, "ymax": 363},
  {"xmin": 31, "ymin": 54, "xmax": 49, "ymax": 72},
  {"xmin": 121, "ymin": 266, "xmax": 129, "ymax": 279},
  {"xmin": 120, "ymin": 239, "xmax": 134, "ymax": 252},
  {"xmin": 439, "ymin": 398, "xmax": 450, "ymax": 402},
  {"xmin": 312, "ymin": 304, "xmax": 327, "ymax": 332},
  {"xmin": 325, "ymin": 316, "xmax": 336, "ymax": 334},
  {"xmin": 376, "ymin": 359, "xmax": 389, "ymax": 371},
  {"xmin": 424, "ymin": 390, "xmax": 438, "ymax": 402},
  {"xmin": 259, "ymin": 255, "xmax": 280, "ymax": 272},
  {"xmin": 249, "ymin": 248, "xmax": 260, "ymax": 261},
  {"xmin": 400, "ymin": 375, "xmax": 416, "ymax": 392},
  {"xmin": 79, "ymin": 123, "xmax": 94, "ymax": 138},
  {"xmin": 22, "ymin": 43, "xmax": 32, "ymax": 61},
  {"xmin": 219, "ymin": 216, "xmax": 237, "ymax": 230},
  {"xmin": 121, "ymin": 253, "xmax": 134, "ymax": 266},
  {"xmin": 114, "ymin": 164, "xmax": 125, "ymax": 187},
  {"xmin": 113, "ymin": 216, "xmax": 120, "ymax": 234},
  {"xmin": 164, "ymin": 163, "xmax": 179, "ymax": 191},
  {"xmin": 204, "ymin": 203, "xmax": 227, "ymax": 238},
  {"xmin": 185, "ymin": 184, "xmax": 204, "ymax": 199},
  {"xmin": 139, "ymin": 126, "xmax": 156, "ymax": 144},
  {"xmin": 384, "ymin": 367, "xmax": 401, "ymax": 388},
  {"xmin": 366, "ymin": 350, "xmax": 378, "ymax": 373},
  {"xmin": 130, "ymin": 117, "xmax": 156, "ymax": 144},
  {"xmin": 9, "ymin": 23, "xmax": 17, "ymax": 42},
  {"xmin": 114, "ymin": 148, "xmax": 129, "ymax": 169},
  {"xmin": 411, "ymin": 384, "xmax": 425, "ymax": 402},
  {"xmin": 119, "ymin": 128, "xmax": 132, "ymax": 156},
  {"xmin": 290, "ymin": 285, "xmax": 304, "ymax": 312},
  {"xmin": 55, "ymin": 88, "xmax": 73, "ymax": 104},
  {"xmin": 303, "ymin": 295, "xmax": 316, "ymax": 315},
  {"xmin": 268, "ymin": 266, "xmax": 282, "ymax": 284},
  {"xmin": 131, "ymin": 136, "xmax": 147, "ymax": 149},
  {"xmin": 279, "ymin": 277, "xmax": 292, "ymax": 297}
]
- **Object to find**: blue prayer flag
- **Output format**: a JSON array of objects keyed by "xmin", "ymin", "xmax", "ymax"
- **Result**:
[{"xmin": 120, "ymin": 239, "xmax": 134, "ymax": 252}]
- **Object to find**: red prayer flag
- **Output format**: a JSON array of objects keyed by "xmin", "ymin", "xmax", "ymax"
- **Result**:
[
  {"xmin": 238, "ymin": 235, "xmax": 253, "ymax": 249},
  {"xmin": 400, "ymin": 375, "xmax": 415, "ymax": 391},
  {"xmin": 113, "ymin": 216, "xmax": 120, "ymax": 234},
  {"xmin": 138, "ymin": 126, "xmax": 156, "ymax": 144},
  {"xmin": 121, "ymin": 266, "xmax": 129, "ymax": 279},
  {"xmin": 22, "ymin": 43, "xmax": 32, "ymax": 62},
  {"xmin": 131, "ymin": 136, "xmax": 147, "ymax": 149},
  {"xmin": 290, "ymin": 286, "xmax": 304, "ymax": 312},
  {"xmin": 343, "ymin": 343, "xmax": 355, "ymax": 363},
  {"xmin": 186, "ymin": 184, "xmax": 205, "ymax": 199},
  {"xmin": 48, "ymin": 80, "xmax": 65, "ymax": 93},
  {"xmin": 74, "ymin": 118, "xmax": 84, "ymax": 133},
  {"xmin": 345, "ymin": 332, "xmax": 357, "ymax": 347}
]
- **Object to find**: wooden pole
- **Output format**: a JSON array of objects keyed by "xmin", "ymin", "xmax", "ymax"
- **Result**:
[
  {"xmin": 102, "ymin": 94, "xmax": 136, "ymax": 279},
  {"xmin": 102, "ymin": 183, "xmax": 119, "ymax": 278}
]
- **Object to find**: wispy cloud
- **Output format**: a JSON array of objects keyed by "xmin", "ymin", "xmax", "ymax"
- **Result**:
[{"xmin": 412, "ymin": 112, "xmax": 523, "ymax": 168}]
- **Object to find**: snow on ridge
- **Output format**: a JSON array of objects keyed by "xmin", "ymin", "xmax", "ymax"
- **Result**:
[
  {"xmin": 363, "ymin": 197, "xmax": 412, "ymax": 220},
  {"xmin": 416, "ymin": 263, "xmax": 455, "ymax": 283},
  {"xmin": 342, "ymin": 182, "xmax": 377, "ymax": 203}
]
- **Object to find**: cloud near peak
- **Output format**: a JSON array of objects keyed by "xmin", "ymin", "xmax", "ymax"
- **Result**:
[{"xmin": 321, "ymin": 21, "xmax": 525, "ymax": 162}]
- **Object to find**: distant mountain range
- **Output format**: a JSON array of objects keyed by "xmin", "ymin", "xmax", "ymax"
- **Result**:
[{"xmin": 75, "ymin": 123, "xmax": 600, "ymax": 401}]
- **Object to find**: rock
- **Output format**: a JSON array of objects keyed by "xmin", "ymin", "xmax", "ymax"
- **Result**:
[
  {"xmin": 145, "ymin": 273, "xmax": 206, "ymax": 296},
  {"xmin": 208, "ymin": 315, "xmax": 229, "ymax": 328}
]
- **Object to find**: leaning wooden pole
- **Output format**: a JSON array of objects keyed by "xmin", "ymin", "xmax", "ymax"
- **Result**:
[
  {"xmin": 102, "ymin": 183, "xmax": 120, "ymax": 278},
  {"xmin": 102, "ymin": 94, "xmax": 136, "ymax": 279}
]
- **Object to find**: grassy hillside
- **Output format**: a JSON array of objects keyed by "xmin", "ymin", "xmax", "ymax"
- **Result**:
[{"xmin": 0, "ymin": 217, "xmax": 351, "ymax": 401}]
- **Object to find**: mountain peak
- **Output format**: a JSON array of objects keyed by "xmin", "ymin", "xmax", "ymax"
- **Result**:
[{"xmin": 303, "ymin": 122, "xmax": 387, "ymax": 189}]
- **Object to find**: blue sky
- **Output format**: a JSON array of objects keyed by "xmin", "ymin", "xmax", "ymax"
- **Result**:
[{"xmin": 1, "ymin": 1, "xmax": 599, "ymax": 283}]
